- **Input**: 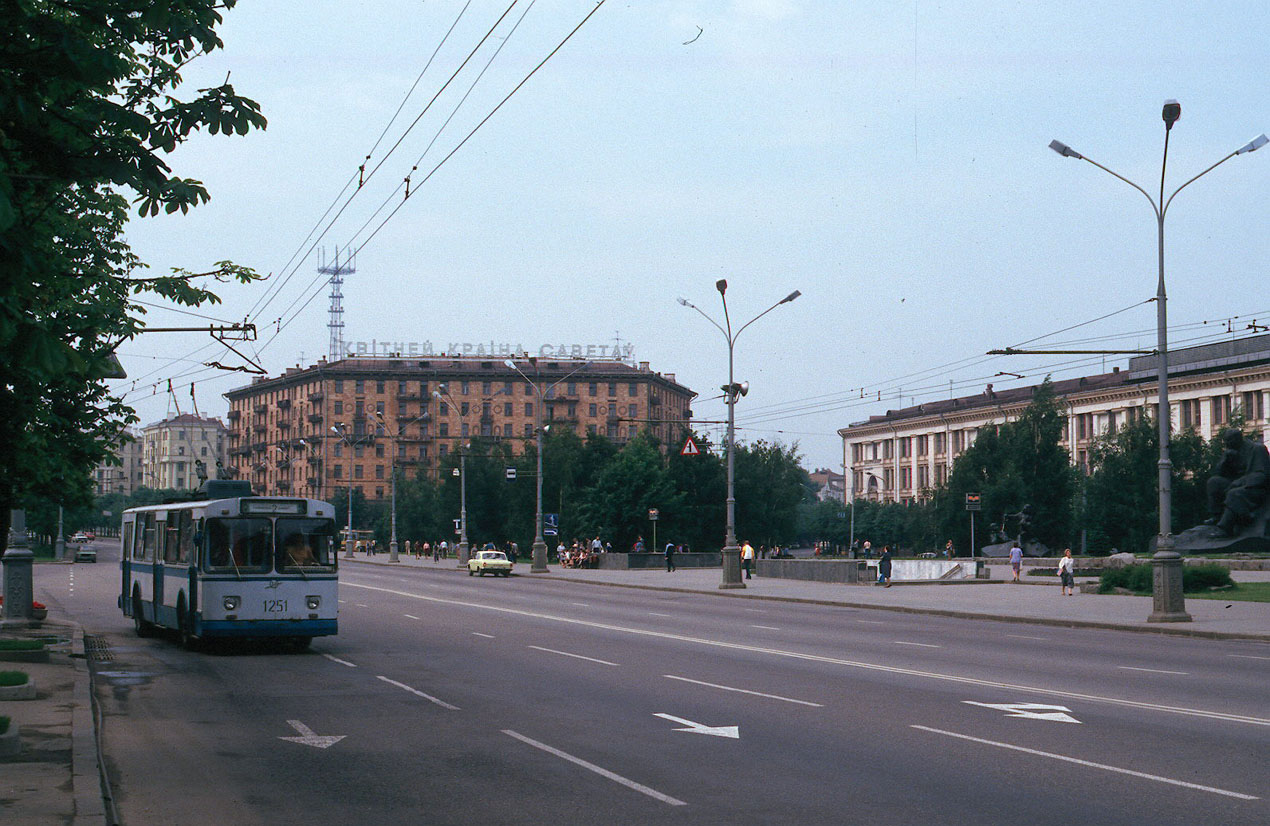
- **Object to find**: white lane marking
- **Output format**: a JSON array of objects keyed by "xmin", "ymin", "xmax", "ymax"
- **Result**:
[
  {"xmin": 750, "ymin": 624, "xmax": 781, "ymax": 631},
  {"xmin": 279, "ymin": 719, "xmax": 345, "ymax": 749},
  {"xmin": 856, "ymin": 620, "xmax": 886, "ymax": 625},
  {"xmin": 503, "ymin": 730, "xmax": 686, "ymax": 807},
  {"xmin": 342, "ymin": 581, "xmax": 1270, "ymax": 727},
  {"xmin": 376, "ymin": 676, "xmax": 460, "ymax": 710},
  {"xmin": 912, "ymin": 726, "xmax": 1258, "ymax": 800},
  {"xmin": 648, "ymin": 612, "xmax": 674, "ymax": 618},
  {"xmin": 321, "ymin": 654, "xmax": 358, "ymax": 668},
  {"xmin": 1228, "ymin": 654, "xmax": 1270, "ymax": 661},
  {"xmin": 472, "ymin": 632, "xmax": 495, "ymax": 638},
  {"xmin": 527, "ymin": 645, "xmax": 618, "ymax": 667},
  {"xmin": 1118, "ymin": 666, "xmax": 1189, "ymax": 676},
  {"xmin": 894, "ymin": 641, "xmax": 941, "ymax": 648},
  {"xmin": 963, "ymin": 701, "xmax": 1081, "ymax": 724},
  {"xmin": 1007, "ymin": 634, "xmax": 1048, "ymax": 641},
  {"xmin": 742, "ymin": 608, "xmax": 766, "ymax": 613},
  {"xmin": 653, "ymin": 713, "xmax": 738, "ymax": 739},
  {"xmin": 571, "ymin": 602, "xmax": 590, "ymax": 607},
  {"xmin": 665, "ymin": 675, "xmax": 823, "ymax": 707},
  {"xmin": 404, "ymin": 614, "xmax": 421, "ymax": 620},
  {"xmin": 338, "ymin": 599, "xmax": 347, "ymax": 604},
  {"xmin": 354, "ymin": 603, "xmax": 369, "ymax": 608}
]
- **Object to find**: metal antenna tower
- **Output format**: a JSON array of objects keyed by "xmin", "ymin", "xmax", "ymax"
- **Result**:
[{"xmin": 319, "ymin": 247, "xmax": 356, "ymax": 362}]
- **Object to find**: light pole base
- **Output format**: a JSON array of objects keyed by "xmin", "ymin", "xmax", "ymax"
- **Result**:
[
  {"xmin": 1147, "ymin": 542, "xmax": 1192, "ymax": 623},
  {"xmin": 531, "ymin": 540, "xmax": 549, "ymax": 573},
  {"xmin": 458, "ymin": 541, "xmax": 470, "ymax": 568},
  {"xmin": 388, "ymin": 540, "xmax": 400, "ymax": 563},
  {"xmin": 719, "ymin": 546, "xmax": 746, "ymax": 590}
]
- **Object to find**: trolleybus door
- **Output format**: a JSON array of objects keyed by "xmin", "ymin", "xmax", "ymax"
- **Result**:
[
  {"xmin": 120, "ymin": 516, "xmax": 134, "ymax": 613},
  {"xmin": 153, "ymin": 512, "xmax": 166, "ymax": 610}
]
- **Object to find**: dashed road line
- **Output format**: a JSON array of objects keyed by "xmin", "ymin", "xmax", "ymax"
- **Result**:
[
  {"xmin": 665, "ymin": 675, "xmax": 823, "ymax": 707},
  {"xmin": 322, "ymin": 654, "xmax": 357, "ymax": 668},
  {"xmin": 503, "ymin": 730, "xmax": 686, "ymax": 807},
  {"xmin": 912, "ymin": 726, "xmax": 1258, "ymax": 800},
  {"xmin": 1007, "ymin": 634, "xmax": 1048, "ymax": 641},
  {"xmin": 648, "ymin": 612, "xmax": 674, "ymax": 618},
  {"xmin": 376, "ymin": 676, "xmax": 460, "ymax": 710},
  {"xmin": 1118, "ymin": 666, "xmax": 1188, "ymax": 676},
  {"xmin": 856, "ymin": 620, "xmax": 886, "ymax": 625},
  {"xmin": 750, "ymin": 624, "xmax": 781, "ymax": 631},
  {"xmin": 894, "ymin": 641, "xmax": 941, "ymax": 649},
  {"xmin": 404, "ymin": 614, "xmax": 421, "ymax": 620},
  {"xmin": 527, "ymin": 645, "xmax": 618, "ymax": 667},
  {"xmin": 472, "ymin": 632, "xmax": 495, "ymax": 638},
  {"xmin": 1228, "ymin": 654, "xmax": 1270, "ymax": 661}
]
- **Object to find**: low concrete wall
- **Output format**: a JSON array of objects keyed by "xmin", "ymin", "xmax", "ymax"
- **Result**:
[
  {"xmin": 596, "ymin": 552, "xmax": 721, "ymax": 570},
  {"xmin": 755, "ymin": 559, "xmax": 864, "ymax": 583}
]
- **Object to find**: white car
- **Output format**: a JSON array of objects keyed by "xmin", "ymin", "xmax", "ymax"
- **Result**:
[
  {"xmin": 75, "ymin": 546, "xmax": 97, "ymax": 563},
  {"xmin": 467, "ymin": 550, "xmax": 512, "ymax": 577},
  {"xmin": 70, "ymin": 532, "xmax": 90, "ymax": 543}
]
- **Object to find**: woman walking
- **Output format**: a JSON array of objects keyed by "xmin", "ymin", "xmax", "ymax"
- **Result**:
[{"xmin": 1058, "ymin": 548, "xmax": 1076, "ymax": 596}]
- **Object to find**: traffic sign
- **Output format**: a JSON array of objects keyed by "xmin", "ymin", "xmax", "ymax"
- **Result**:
[
  {"xmin": 648, "ymin": 508, "xmax": 659, "ymax": 521},
  {"xmin": 680, "ymin": 437, "xmax": 700, "ymax": 456},
  {"xmin": 505, "ymin": 467, "xmax": 517, "ymax": 480},
  {"xmin": 544, "ymin": 513, "xmax": 559, "ymax": 529},
  {"xmin": 965, "ymin": 492, "xmax": 981, "ymax": 511}
]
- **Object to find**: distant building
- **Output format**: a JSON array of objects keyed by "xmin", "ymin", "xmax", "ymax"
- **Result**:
[
  {"xmin": 224, "ymin": 356, "xmax": 696, "ymax": 501},
  {"xmin": 139, "ymin": 415, "xmax": 228, "ymax": 491},
  {"xmin": 808, "ymin": 467, "xmax": 844, "ymax": 503},
  {"xmin": 840, "ymin": 334, "xmax": 1270, "ymax": 504},
  {"xmin": 93, "ymin": 428, "xmax": 143, "ymax": 496}
]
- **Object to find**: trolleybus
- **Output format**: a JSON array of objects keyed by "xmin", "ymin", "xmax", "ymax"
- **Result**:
[{"xmin": 119, "ymin": 480, "xmax": 339, "ymax": 648}]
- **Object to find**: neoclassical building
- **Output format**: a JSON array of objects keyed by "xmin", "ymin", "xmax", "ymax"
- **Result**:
[{"xmin": 840, "ymin": 335, "xmax": 1270, "ymax": 503}]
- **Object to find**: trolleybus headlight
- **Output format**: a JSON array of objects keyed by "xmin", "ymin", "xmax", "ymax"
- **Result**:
[
  {"xmin": 223, "ymin": 596, "xmax": 240, "ymax": 611},
  {"xmin": 306, "ymin": 596, "xmax": 321, "ymax": 610}
]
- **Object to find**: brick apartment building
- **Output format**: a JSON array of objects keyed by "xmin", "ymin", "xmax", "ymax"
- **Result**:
[{"xmin": 224, "ymin": 356, "xmax": 696, "ymax": 501}]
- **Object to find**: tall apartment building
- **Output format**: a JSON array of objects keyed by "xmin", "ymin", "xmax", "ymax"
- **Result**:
[
  {"xmin": 93, "ymin": 428, "xmax": 144, "ymax": 496},
  {"xmin": 840, "ymin": 334, "xmax": 1270, "ymax": 504},
  {"xmin": 223, "ymin": 356, "xmax": 696, "ymax": 501},
  {"xmin": 139, "ymin": 414, "xmax": 228, "ymax": 491}
]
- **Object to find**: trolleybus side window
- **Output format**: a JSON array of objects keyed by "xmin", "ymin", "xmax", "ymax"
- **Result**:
[
  {"xmin": 121, "ymin": 518, "xmax": 134, "ymax": 559},
  {"xmin": 139, "ymin": 513, "xmax": 157, "ymax": 561},
  {"xmin": 176, "ymin": 511, "xmax": 196, "ymax": 564},
  {"xmin": 204, "ymin": 518, "xmax": 271, "ymax": 572},
  {"xmin": 276, "ymin": 518, "xmax": 337, "ymax": 570},
  {"xmin": 164, "ymin": 514, "xmax": 181, "ymax": 563}
]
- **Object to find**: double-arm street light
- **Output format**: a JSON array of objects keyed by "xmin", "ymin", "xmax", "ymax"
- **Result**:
[
  {"xmin": 679, "ymin": 281, "xmax": 801, "ymax": 589},
  {"xmin": 503, "ymin": 358, "xmax": 593, "ymax": 573},
  {"xmin": 432, "ymin": 385, "xmax": 510, "ymax": 566},
  {"xmin": 1050, "ymin": 101, "xmax": 1267, "ymax": 623},
  {"xmin": 369, "ymin": 408, "xmax": 431, "ymax": 564}
]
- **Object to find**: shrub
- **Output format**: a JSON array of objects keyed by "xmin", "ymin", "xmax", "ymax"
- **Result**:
[
  {"xmin": 0, "ymin": 639, "xmax": 45, "ymax": 651},
  {"xmin": 0, "ymin": 671, "xmax": 29, "ymax": 687},
  {"xmin": 1099, "ymin": 563, "xmax": 1235, "ymax": 594}
]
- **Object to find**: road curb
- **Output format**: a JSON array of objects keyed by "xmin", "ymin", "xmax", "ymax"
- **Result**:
[
  {"xmin": 528, "ymin": 575, "xmax": 1270, "ymax": 642},
  {"xmin": 69, "ymin": 625, "xmax": 107, "ymax": 826}
]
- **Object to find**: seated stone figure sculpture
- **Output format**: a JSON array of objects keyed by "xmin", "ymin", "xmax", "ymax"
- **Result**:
[{"xmin": 1206, "ymin": 429, "xmax": 1270, "ymax": 536}]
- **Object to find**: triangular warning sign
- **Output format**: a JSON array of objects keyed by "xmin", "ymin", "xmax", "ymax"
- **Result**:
[{"xmin": 681, "ymin": 437, "xmax": 700, "ymax": 456}]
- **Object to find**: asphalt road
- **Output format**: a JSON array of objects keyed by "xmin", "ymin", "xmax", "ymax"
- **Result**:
[{"xmin": 44, "ymin": 541, "xmax": 1270, "ymax": 825}]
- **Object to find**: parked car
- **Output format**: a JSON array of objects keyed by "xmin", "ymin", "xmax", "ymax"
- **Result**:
[
  {"xmin": 75, "ymin": 546, "xmax": 97, "ymax": 563},
  {"xmin": 468, "ymin": 550, "xmax": 512, "ymax": 577}
]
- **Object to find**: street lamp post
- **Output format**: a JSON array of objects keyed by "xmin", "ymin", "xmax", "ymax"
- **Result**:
[
  {"xmin": 432, "ymin": 389, "xmax": 473, "ymax": 566},
  {"xmin": 503, "ymin": 359, "xmax": 592, "ymax": 573},
  {"xmin": 368, "ymin": 412, "xmax": 402, "ymax": 563},
  {"xmin": 1051, "ymin": 102, "xmax": 1267, "ymax": 622},
  {"xmin": 679, "ymin": 281, "xmax": 801, "ymax": 589},
  {"xmin": 331, "ymin": 424, "xmax": 374, "ymax": 560}
]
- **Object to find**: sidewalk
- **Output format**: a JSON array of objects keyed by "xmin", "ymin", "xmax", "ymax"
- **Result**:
[
  {"xmin": 352, "ymin": 552, "xmax": 1270, "ymax": 641},
  {"xmin": 0, "ymin": 618, "xmax": 105, "ymax": 826}
]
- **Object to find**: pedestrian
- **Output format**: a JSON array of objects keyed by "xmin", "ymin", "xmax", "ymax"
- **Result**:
[
  {"xmin": 634, "ymin": 536, "xmax": 645, "ymax": 553},
  {"xmin": 877, "ymin": 545, "xmax": 892, "ymax": 587},
  {"xmin": 1009, "ymin": 541, "xmax": 1023, "ymax": 582},
  {"xmin": 741, "ymin": 540, "xmax": 755, "ymax": 579},
  {"xmin": 439, "ymin": 539, "xmax": 448, "ymax": 559},
  {"xmin": 944, "ymin": 539, "xmax": 954, "ymax": 559},
  {"xmin": 592, "ymin": 535, "xmax": 603, "ymax": 555},
  {"xmin": 508, "ymin": 542, "xmax": 518, "ymax": 566},
  {"xmin": 862, "ymin": 540, "xmax": 872, "ymax": 559},
  {"xmin": 665, "ymin": 541, "xmax": 675, "ymax": 572},
  {"xmin": 1058, "ymin": 547, "xmax": 1075, "ymax": 596}
]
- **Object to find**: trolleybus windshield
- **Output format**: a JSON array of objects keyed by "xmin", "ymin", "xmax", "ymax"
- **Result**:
[
  {"xmin": 276, "ymin": 518, "xmax": 336, "ymax": 571},
  {"xmin": 205, "ymin": 518, "xmax": 272, "ymax": 573}
]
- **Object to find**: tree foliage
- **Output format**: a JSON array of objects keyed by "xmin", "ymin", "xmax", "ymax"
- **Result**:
[{"xmin": 1, "ymin": 1, "xmax": 265, "ymax": 550}]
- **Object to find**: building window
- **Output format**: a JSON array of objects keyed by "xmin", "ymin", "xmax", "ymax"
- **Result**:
[
  {"xmin": 376, "ymin": 465, "xmax": 385, "ymax": 479},
  {"xmin": 355, "ymin": 400, "xmax": 364, "ymax": 416},
  {"xmin": 628, "ymin": 404, "xmax": 637, "ymax": 418},
  {"xmin": 524, "ymin": 423, "xmax": 533, "ymax": 437},
  {"xmin": 935, "ymin": 464, "xmax": 947, "ymax": 485},
  {"xmin": 1212, "ymin": 395, "xmax": 1230, "ymax": 426},
  {"xmin": 899, "ymin": 437, "xmax": 910, "ymax": 458},
  {"xmin": 439, "ymin": 423, "xmax": 449, "ymax": 437},
  {"xmin": 461, "ymin": 423, "xmax": 470, "ymax": 437},
  {"xmin": 419, "ymin": 445, "xmax": 428, "ymax": 459},
  {"xmin": 882, "ymin": 440, "xmax": 893, "ymax": 460},
  {"xmin": 483, "ymin": 381, "xmax": 492, "ymax": 396},
  {"xmin": 589, "ymin": 403, "xmax": 597, "ymax": 417},
  {"xmin": 461, "ymin": 381, "xmax": 469, "ymax": 395},
  {"xmin": 334, "ymin": 400, "xmax": 343, "ymax": 415},
  {"xmin": 918, "ymin": 465, "xmax": 930, "ymax": 490},
  {"xmin": 589, "ymin": 382, "xmax": 597, "ymax": 396},
  {"xmin": 503, "ymin": 381, "xmax": 513, "ymax": 394},
  {"xmin": 354, "ymin": 465, "xmax": 364, "ymax": 479},
  {"xmin": 178, "ymin": 446, "xmax": 185, "ymax": 456},
  {"xmin": 629, "ymin": 383, "xmax": 638, "ymax": 396},
  {"xmin": 1180, "ymin": 399, "xmax": 1201, "ymax": 429},
  {"xmin": 355, "ymin": 380, "xmax": 365, "ymax": 394},
  {"xmin": 933, "ymin": 433, "xmax": 945, "ymax": 455},
  {"xmin": 525, "ymin": 402, "xmax": 533, "ymax": 417},
  {"xmin": 900, "ymin": 467, "xmax": 912, "ymax": 490},
  {"xmin": 375, "ymin": 487, "xmax": 384, "ymax": 498},
  {"xmin": 420, "ymin": 381, "xmax": 429, "ymax": 396},
  {"xmin": 503, "ymin": 423, "xmax": 512, "ymax": 437},
  {"xmin": 334, "ymin": 380, "xmax": 344, "ymax": 394},
  {"xmin": 460, "ymin": 402, "xmax": 469, "ymax": 416},
  {"xmin": 916, "ymin": 434, "xmax": 928, "ymax": 456},
  {"xmin": 376, "ymin": 380, "xmax": 385, "ymax": 394},
  {"xmin": 354, "ymin": 445, "xmax": 364, "ymax": 458},
  {"xmin": 567, "ymin": 382, "xmax": 577, "ymax": 395},
  {"xmin": 334, "ymin": 443, "xmax": 343, "ymax": 457},
  {"xmin": 504, "ymin": 402, "xmax": 512, "ymax": 416},
  {"xmin": 375, "ymin": 443, "xmax": 385, "ymax": 457},
  {"xmin": 608, "ymin": 383, "xmax": 617, "ymax": 397},
  {"xmin": 1241, "ymin": 391, "xmax": 1264, "ymax": 421},
  {"xmin": 376, "ymin": 401, "xmax": 385, "ymax": 415},
  {"xmin": 439, "ymin": 402, "xmax": 448, "ymax": 416}
]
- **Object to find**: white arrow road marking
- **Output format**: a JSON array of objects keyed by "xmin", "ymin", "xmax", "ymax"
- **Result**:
[
  {"xmin": 278, "ymin": 720, "xmax": 345, "ymax": 749},
  {"xmin": 913, "ymin": 726, "xmax": 1258, "ymax": 800},
  {"xmin": 963, "ymin": 701, "xmax": 1081, "ymax": 724},
  {"xmin": 654, "ymin": 713, "xmax": 740, "ymax": 738}
]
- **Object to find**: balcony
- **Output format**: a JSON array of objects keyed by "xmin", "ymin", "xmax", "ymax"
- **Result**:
[
  {"xmin": 278, "ymin": 420, "xmax": 291, "ymax": 430},
  {"xmin": 308, "ymin": 391, "xmax": 325, "ymax": 402},
  {"xmin": 229, "ymin": 446, "xmax": 251, "ymax": 457},
  {"xmin": 307, "ymin": 412, "xmax": 323, "ymax": 424},
  {"xmin": 277, "ymin": 398, "xmax": 291, "ymax": 410},
  {"xmin": 227, "ymin": 409, "xmax": 241, "ymax": 421},
  {"xmin": 252, "ymin": 423, "xmax": 267, "ymax": 433},
  {"xmin": 251, "ymin": 442, "xmax": 267, "ymax": 453},
  {"xmin": 253, "ymin": 404, "xmax": 267, "ymax": 414},
  {"xmin": 277, "ymin": 480, "xmax": 291, "ymax": 490}
]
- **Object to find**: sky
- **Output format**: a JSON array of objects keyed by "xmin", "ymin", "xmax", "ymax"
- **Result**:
[{"xmin": 113, "ymin": 0, "xmax": 1270, "ymax": 472}]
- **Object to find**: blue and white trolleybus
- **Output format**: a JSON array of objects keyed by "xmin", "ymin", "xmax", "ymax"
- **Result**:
[{"xmin": 119, "ymin": 480, "xmax": 339, "ymax": 648}]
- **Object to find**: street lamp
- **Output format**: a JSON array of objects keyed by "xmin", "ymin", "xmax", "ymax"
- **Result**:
[
  {"xmin": 331, "ymin": 423, "xmax": 374, "ymax": 560},
  {"xmin": 1051, "ymin": 101, "xmax": 1267, "ymax": 623},
  {"xmin": 368, "ymin": 411, "xmax": 401, "ymax": 563},
  {"xmin": 679, "ymin": 281, "xmax": 801, "ymax": 589},
  {"xmin": 503, "ymin": 358, "xmax": 593, "ymax": 573}
]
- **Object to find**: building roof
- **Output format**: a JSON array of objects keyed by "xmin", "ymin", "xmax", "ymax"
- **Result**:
[
  {"xmin": 142, "ymin": 414, "xmax": 226, "ymax": 430},
  {"xmin": 840, "ymin": 333, "xmax": 1270, "ymax": 436}
]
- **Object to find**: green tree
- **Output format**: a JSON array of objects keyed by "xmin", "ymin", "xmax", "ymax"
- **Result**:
[
  {"xmin": 732, "ymin": 440, "xmax": 813, "ymax": 548},
  {"xmin": 1, "ymin": 1, "xmax": 266, "ymax": 552},
  {"xmin": 937, "ymin": 379, "xmax": 1075, "ymax": 550},
  {"xmin": 664, "ymin": 428, "xmax": 725, "ymax": 552},
  {"xmin": 579, "ymin": 434, "xmax": 683, "ymax": 551}
]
